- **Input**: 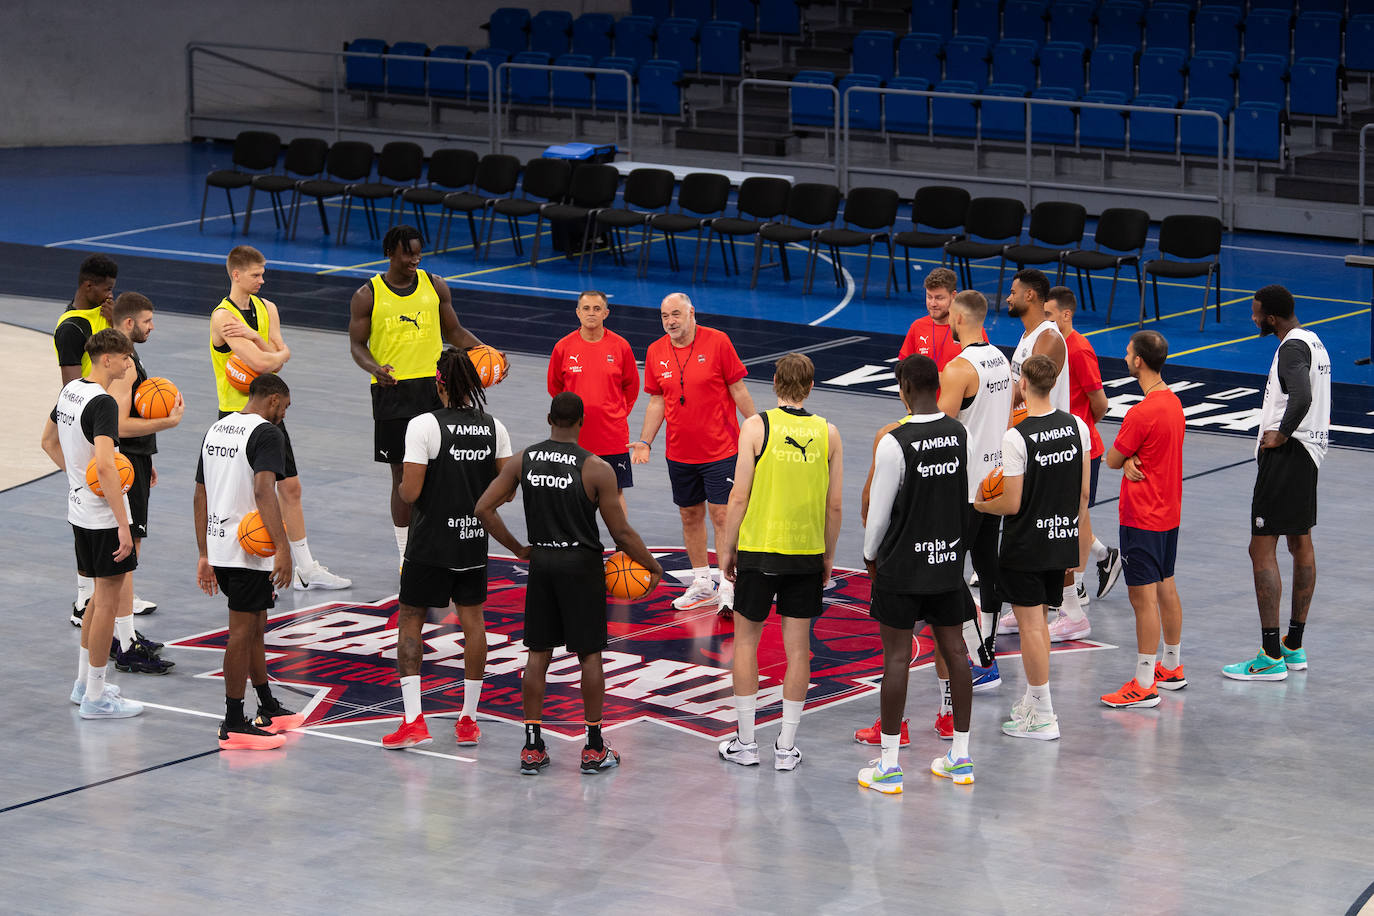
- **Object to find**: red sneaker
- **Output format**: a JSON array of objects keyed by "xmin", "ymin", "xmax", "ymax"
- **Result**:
[
  {"xmin": 218, "ymin": 720, "xmax": 286, "ymax": 751},
  {"xmin": 382, "ymin": 715, "xmax": 433, "ymax": 749},
  {"xmin": 254, "ymin": 709, "xmax": 306, "ymax": 734},
  {"xmin": 933, "ymin": 711, "xmax": 953, "ymax": 740},
  {"xmin": 1100, "ymin": 678, "xmax": 1162, "ymax": 708},
  {"xmin": 454, "ymin": 715, "xmax": 481, "ymax": 746},
  {"xmin": 854, "ymin": 716, "xmax": 910, "ymax": 747},
  {"xmin": 520, "ymin": 745, "xmax": 551, "ymax": 775},
  {"xmin": 1153, "ymin": 662, "xmax": 1187, "ymax": 690}
]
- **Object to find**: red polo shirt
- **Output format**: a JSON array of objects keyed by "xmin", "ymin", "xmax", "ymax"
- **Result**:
[
  {"xmin": 898, "ymin": 316, "xmax": 988, "ymax": 370},
  {"xmin": 1112, "ymin": 386, "xmax": 1185, "ymax": 531},
  {"xmin": 1065, "ymin": 329, "xmax": 1105, "ymax": 459},
  {"xmin": 644, "ymin": 325, "xmax": 747, "ymax": 463},
  {"xmin": 547, "ymin": 328, "xmax": 639, "ymax": 455}
]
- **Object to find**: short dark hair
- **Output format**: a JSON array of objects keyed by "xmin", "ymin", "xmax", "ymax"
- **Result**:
[
  {"xmin": 247, "ymin": 373, "xmax": 290, "ymax": 400},
  {"xmin": 1254, "ymin": 284, "xmax": 1295, "ymax": 321},
  {"xmin": 383, "ymin": 225, "xmax": 423, "ymax": 256},
  {"xmin": 112, "ymin": 292, "xmax": 154, "ymax": 325},
  {"xmin": 896, "ymin": 354, "xmax": 939, "ymax": 399},
  {"xmin": 1047, "ymin": 285, "xmax": 1076, "ymax": 313},
  {"xmin": 1021, "ymin": 353, "xmax": 1058, "ymax": 395},
  {"xmin": 85, "ymin": 327, "xmax": 133, "ymax": 359},
  {"xmin": 78, "ymin": 254, "xmax": 118, "ymax": 285},
  {"xmin": 549, "ymin": 391, "xmax": 584, "ymax": 427},
  {"xmin": 1014, "ymin": 268, "xmax": 1050, "ymax": 303},
  {"xmin": 1130, "ymin": 330, "xmax": 1169, "ymax": 372},
  {"xmin": 578, "ymin": 290, "xmax": 609, "ymax": 307}
]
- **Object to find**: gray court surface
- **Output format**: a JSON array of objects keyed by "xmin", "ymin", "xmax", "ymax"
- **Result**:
[{"xmin": 2, "ymin": 295, "xmax": 1371, "ymax": 915}]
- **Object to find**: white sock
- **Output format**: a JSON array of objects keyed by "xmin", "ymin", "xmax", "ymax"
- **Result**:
[
  {"xmin": 734, "ymin": 693, "xmax": 757, "ymax": 745},
  {"xmin": 462, "ymin": 679, "xmax": 482, "ymax": 719},
  {"xmin": 290, "ymin": 538, "xmax": 316, "ymax": 571},
  {"xmin": 778, "ymin": 699, "xmax": 803, "ymax": 749},
  {"xmin": 1137, "ymin": 653, "xmax": 1157, "ymax": 688},
  {"xmin": 1060, "ymin": 584, "xmax": 1086, "ymax": 622},
  {"xmin": 692, "ymin": 566, "xmax": 710, "ymax": 585},
  {"xmin": 114, "ymin": 614, "xmax": 135, "ymax": 652},
  {"xmin": 85, "ymin": 664, "xmax": 108, "ymax": 703},
  {"xmin": 880, "ymin": 731, "xmax": 900, "ymax": 769},
  {"xmin": 951, "ymin": 729, "xmax": 970, "ymax": 760},
  {"xmin": 1090, "ymin": 538, "xmax": 1109, "ymax": 563},
  {"xmin": 961, "ymin": 618, "xmax": 982, "ymax": 659},
  {"xmin": 1027, "ymin": 682, "xmax": 1053, "ymax": 715},
  {"xmin": 76, "ymin": 574, "xmax": 93, "ymax": 605},
  {"xmin": 399, "ymin": 674, "xmax": 421, "ymax": 723},
  {"xmin": 1162, "ymin": 643, "xmax": 1181, "ymax": 670},
  {"xmin": 77, "ymin": 645, "xmax": 90, "ymax": 683},
  {"xmin": 938, "ymin": 677, "xmax": 952, "ymax": 715},
  {"xmin": 394, "ymin": 526, "xmax": 408, "ymax": 564},
  {"xmin": 1073, "ymin": 570, "xmax": 1084, "ymax": 587}
]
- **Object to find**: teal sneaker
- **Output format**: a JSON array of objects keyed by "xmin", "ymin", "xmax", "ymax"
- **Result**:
[
  {"xmin": 858, "ymin": 760, "xmax": 904, "ymax": 795},
  {"xmin": 1221, "ymin": 650, "xmax": 1288, "ymax": 681},
  {"xmin": 1281, "ymin": 638, "xmax": 1307, "ymax": 671},
  {"xmin": 930, "ymin": 752, "xmax": 974, "ymax": 785}
]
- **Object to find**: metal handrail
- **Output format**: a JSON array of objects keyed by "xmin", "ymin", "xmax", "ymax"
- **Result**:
[
  {"xmin": 495, "ymin": 62, "xmax": 636, "ymax": 160},
  {"xmin": 737, "ymin": 78, "xmax": 843, "ymax": 187},
  {"xmin": 1359, "ymin": 122, "xmax": 1374, "ymax": 245}
]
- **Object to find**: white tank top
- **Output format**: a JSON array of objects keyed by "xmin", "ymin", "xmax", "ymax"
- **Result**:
[
  {"xmin": 201, "ymin": 412, "xmax": 273, "ymax": 571},
  {"xmin": 1257, "ymin": 327, "xmax": 1331, "ymax": 467},
  {"xmin": 55, "ymin": 378, "xmax": 128, "ymax": 529},
  {"xmin": 1010, "ymin": 320, "xmax": 1070, "ymax": 413},
  {"xmin": 954, "ymin": 342, "xmax": 1014, "ymax": 501}
]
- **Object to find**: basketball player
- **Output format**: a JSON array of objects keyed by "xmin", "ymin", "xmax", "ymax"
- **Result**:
[
  {"xmin": 632, "ymin": 292, "xmax": 755, "ymax": 615},
  {"xmin": 194, "ymin": 373, "xmax": 305, "ymax": 750},
  {"xmin": 1224, "ymin": 285, "xmax": 1331, "ymax": 681},
  {"xmin": 476, "ymin": 393, "xmax": 663, "ymax": 775},
  {"xmin": 715, "ymin": 354, "xmax": 843, "ymax": 772},
  {"xmin": 212, "ymin": 245, "xmax": 349, "ymax": 590},
  {"xmin": 382, "ymin": 349, "xmax": 512, "ymax": 750},
  {"xmin": 40, "ymin": 329, "xmax": 143, "ymax": 718},
  {"xmin": 348, "ymin": 225, "xmax": 489, "ymax": 568},
  {"xmin": 975, "ymin": 354, "xmax": 1090, "ymax": 741},
  {"xmin": 1101, "ymin": 331, "xmax": 1186, "ymax": 707},
  {"xmin": 897, "ymin": 267, "xmax": 988, "ymax": 367},
  {"xmin": 548, "ymin": 290, "xmax": 639, "ymax": 516},
  {"xmin": 858, "ymin": 355, "xmax": 975, "ymax": 793}
]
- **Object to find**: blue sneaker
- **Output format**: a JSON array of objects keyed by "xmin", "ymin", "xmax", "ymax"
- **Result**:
[
  {"xmin": 1221, "ymin": 650, "xmax": 1288, "ymax": 681},
  {"xmin": 70, "ymin": 680, "xmax": 120, "ymax": 705},
  {"xmin": 971, "ymin": 658, "xmax": 1001, "ymax": 692},
  {"xmin": 858, "ymin": 760, "xmax": 903, "ymax": 795},
  {"xmin": 1281, "ymin": 638, "xmax": 1307, "ymax": 671},
  {"xmin": 930, "ymin": 752, "xmax": 974, "ymax": 785}
]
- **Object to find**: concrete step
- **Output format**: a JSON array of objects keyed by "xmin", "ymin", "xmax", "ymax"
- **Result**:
[
  {"xmin": 675, "ymin": 126, "xmax": 792, "ymax": 155},
  {"xmin": 794, "ymin": 47, "xmax": 852, "ymax": 70},
  {"xmin": 852, "ymin": 8, "xmax": 910, "ymax": 29},
  {"xmin": 808, "ymin": 26, "xmax": 863, "ymax": 50},
  {"xmin": 1291, "ymin": 150, "xmax": 1374, "ymax": 180},
  {"xmin": 695, "ymin": 103, "xmax": 791, "ymax": 132},
  {"xmin": 1273, "ymin": 174, "xmax": 1359, "ymax": 204}
]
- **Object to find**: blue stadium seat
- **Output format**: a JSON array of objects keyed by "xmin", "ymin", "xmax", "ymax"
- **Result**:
[
  {"xmin": 982, "ymin": 84, "xmax": 1029, "ymax": 140},
  {"xmin": 1243, "ymin": 11, "xmax": 1293, "ymax": 60},
  {"xmin": 956, "ymin": 0, "xmax": 1002, "ymax": 44},
  {"xmin": 595, "ymin": 57, "xmax": 638, "ymax": 111},
  {"xmin": 573, "ymin": 13, "xmax": 616, "ymax": 60},
  {"xmin": 509, "ymin": 51, "xmax": 551, "ymax": 105},
  {"xmin": 912, "ymin": 0, "xmax": 955, "ymax": 40},
  {"xmin": 485, "ymin": 8, "xmax": 531, "ymax": 53},
  {"xmin": 552, "ymin": 54, "xmax": 594, "ymax": 108},
  {"xmin": 1234, "ymin": 100, "xmax": 1282, "ymax": 160},
  {"xmin": 1090, "ymin": 44, "xmax": 1137, "ymax": 96},
  {"xmin": 632, "ymin": 0, "xmax": 671, "ymax": 21},
  {"xmin": 1349, "ymin": 15, "xmax": 1374, "ymax": 71},
  {"xmin": 530, "ymin": 11, "xmax": 573, "ymax": 57},
  {"xmin": 716, "ymin": 0, "xmax": 758, "ymax": 31},
  {"xmin": 1144, "ymin": 3, "xmax": 1191, "ymax": 54},
  {"xmin": 1039, "ymin": 41, "xmax": 1086, "ymax": 95},
  {"xmin": 700, "ymin": 21, "xmax": 743, "ymax": 75},
  {"xmin": 468, "ymin": 48, "xmax": 510, "ymax": 102},
  {"xmin": 760, "ymin": 0, "xmax": 801, "ymax": 34},
  {"xmin": 657, "ymin": 18, "xmax": 700, "ymax": 72},
  {"xmin": 1289, "ymin": 57, "xmax": 1339, "ymax": 116},
  {"xmin": 932, "ymin": 79, "xmax": 979, "ymax": 137},
  {"xmin": 385, "ymin": 42, "xmax": 428, "ymax": 95},
  {"xmin": 1047, "ymin": 0, "xmax": 1095, "ymax": 48},
  {"xmin": 1188, "ymin": 53, "xmax": 1236, "ymax": 106},
  {"xmin": 898, "ymin": 33, "xmax": 945, "ymax": 84},
  {"xmin": 1081, "ymin": 90, "xmax": 1128, "ymax": 148},
  {"xmin": 429, "ymin": 46, "xmax": 470, "ymax": 99},
  {"xmin": 344, "ymin": 38, "xmax": 386, "ymax": 92},
  {"xmin": 1303, "ymin": 0, "xmax": 1343, "ymax": 12},
  {"xmin": 791, "ymin": 71, "xmax": 837, "ymax": 127},
  {"xmin": 1139, "ymin": 48, "xmax": 1186, "ymax": 101},
  {"xmin": 1179, "ymin": 97, "xmax": 1231, "ymax": 155},
  {"xmin": 945, "ymin": 36, "xmax": 991, "ymax": 89},
  {"xmin": 993, "ymin": 39, "xmax": 1039, "ymax": 92},
  {"xmin": 1194, "ymin": 7, "xmax": 1241, "ymax": 58},
  {"xmin": 1031, "ymin": 87, "xmax": 1077, "ymax": 144},
  {"xmin": 854, "ymin": 30, "xmax": 897, "ymax": 83},
  {"xmin": 1249, "ymin": 0, "xmax": 1294, "ymax": 11},
  {"xmin": 1002, "ymin": 0, "xmax": 1047, "ymax": 43},
  {"xmin": 841, "ymin": 74, "xmax": 884, "ymax": 130},
  {"xmin": 1097, "ymin": 1, "xmax": 1145, "ymax": 50},
  {"xmin": 1130, "ymin": 93, "xmax": 1178, "ymax": 153},
  {"xmin": 1237, "ymin": 54, "xmax": 1287, "ymax": 108},
  {"xmin": 1294, "ymin": 12, "xmax": 1341, "ymax": 62},
  {"xmin": 615, "ymin": 16, "xmax": 657, "ymax": 65},
  {"xmin": 638, "ymin": 59, "xmax": 684, "ymax": 115},
  {"xmin": 676, "ymin": 0, "xmax": 713, "ymax": 22},
  {"xmin": 885, "ymin": 77, "xmax": 931, "ymax": 133}
]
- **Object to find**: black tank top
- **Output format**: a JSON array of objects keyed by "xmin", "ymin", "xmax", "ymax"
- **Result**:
[
  {"xmin": 406, "ymin": 406, "xmax": 500, "ymax": 571},
  {"xmin": 1000, "ymin": 410, "xmax": 1082, "ymax": 572},
  {"xmin": 520, "ymin": 438, "xmax": 602, "ymax": 553},
  {"xmin": 873, "ymin": 416, "xmax": 970, "ymax": 594},
  {"xmin": 121, "ymin": 349, "xmax": 156, "ymax": 456}
]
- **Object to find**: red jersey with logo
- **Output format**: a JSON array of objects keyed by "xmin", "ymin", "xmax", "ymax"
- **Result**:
[
  {"xmin": 1111, "ymin": 387, "xmax": 1185, "ymax": 531},
  {"xmin": 547, "ymin": 328, "xmax": 640, "ymax": 455},
  {"xmin": 644, "ymin": 325, "xmax": 747, "ymax": 463},
  {"xmin": 1064, "ymin": 330, "xmax": 1105, "ymax": 459},
  {"xmin": 898, "ymin": 316, "xmax": 988, "ymax": 370}
]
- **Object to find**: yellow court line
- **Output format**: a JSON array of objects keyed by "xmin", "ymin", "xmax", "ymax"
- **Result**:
[
  {"xmin": 1079, "ymin": 294, "xmax": 1255, "ymax": 337},
  {"xmin": 1169, "ymin": 308, "xmax": 1368, "ymax": 357}
]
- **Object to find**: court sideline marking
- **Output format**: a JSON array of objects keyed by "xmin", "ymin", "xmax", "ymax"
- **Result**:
[{"xmin": 0, "ymin": 748, "xmax": 221, "ymax": 815}]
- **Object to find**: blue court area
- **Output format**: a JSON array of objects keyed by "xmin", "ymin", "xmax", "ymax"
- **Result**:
[{"xmin": 5, "ymin": 140, "xmax": 1373, "ymax": 390}]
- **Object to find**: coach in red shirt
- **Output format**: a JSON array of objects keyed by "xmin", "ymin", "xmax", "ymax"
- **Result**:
[
  {"xmin": 898, "ymin": 267, "xmax": 987, "ymax": 369},
  {"xmin": 1100, "ymin": 329, "xmax": 1187, "ymax": 710},
  {"xmin": 547, "ymin": 290, "xmax": 640, "ymax": 514},
  {"xmin": 633, "ymin": 292, "xmax": 756, "ymax": 614}
]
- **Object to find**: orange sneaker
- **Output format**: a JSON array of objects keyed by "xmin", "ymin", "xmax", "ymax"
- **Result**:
[
  {"xmin": 1100, "ymin": 678, "xmax": 1162, "ymax": 708},
  {"xmin": 1153, "ymin": 662, "xmax": 1187, "ymax": 690},
  {"xmin": 854, "ymin": 716, "xmax": 910, "ymax": 746},
  {"xmin": 254, "ymin": 704, "xmax": 306, "ymax": 734},
  {"xmin": 454, "ymin": 715, "xmax": 481, "ymax": 746},
  {"xmin": 382, "ymin": 715, "xmax": 433, "ymax": 749},
  {"xmin": 218, "ymin": 720, "xmax": 287, "ymax": 751}
]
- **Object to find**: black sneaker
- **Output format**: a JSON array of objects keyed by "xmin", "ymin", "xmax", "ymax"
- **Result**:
[
  {"xmin": 1096, "ymin": 547, "xmax": 1124, "ymax": 599},
  {"xmin": 71, "ymin": 598, "xmax": 89, "ymax": 627},
  {"xmin": 580, "ymin": 743, "xmax": 621, "ymax": 774},
  {"xmin": 219, "ymin": 719, "xmax": 286, "ymax": 750},
  {"xmin": 112, "ymin": 637, "xmax": 175, "ymax": 674},
  {"xmin": 134, "ymin": 631, "xmax": 164, "ymax": 654},
  {"xmin": 253, "ymin": 700, "xmax": 305, "ymax": 734}
]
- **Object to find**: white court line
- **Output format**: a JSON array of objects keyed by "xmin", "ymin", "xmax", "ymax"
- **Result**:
[
  {"xmin": 44, "ymin": 208, "xmax": 276, "ymax": 247},
  {"xmin": 803, "ymin": 244, "xmax": 856, "ymax": 326}
]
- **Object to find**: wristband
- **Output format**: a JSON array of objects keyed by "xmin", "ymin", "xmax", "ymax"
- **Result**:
[{"xmin": 633, "ymin": 440, "xmax": 650, "ymax": 449}]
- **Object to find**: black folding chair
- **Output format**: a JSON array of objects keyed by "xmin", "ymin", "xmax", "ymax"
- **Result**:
[
  {"xmin": 893, "ymin": 185, "xmax": 971, "ymax": 291},
  {"xmin": 242, "ymin": 137, "xmax": 327, "ymax": 235},
  {"xmin": 440, "ymin": 153, "xmax": 521, "ymax": 257},
  {"xmin": 1064, "ymin": 207, "xmax": 1149, "ymax": 322},
  {"xmin": 641, "ymin": 172, "xmax": 732, "ymax": 281},
  {"xmin": 751, "ymin": 183, "xmax": 841, "ymax": 290},
  {"xmin": 200, "ymin": 130, "xmax": 281, "ymax": 231},
  {"xmin": 944, "ymin": 197, "xmax": 1027, "ymax": 307},
  {"xmin": 289, "ymin": 140, "xmax": 374, "ymax": 240},
  {"xmin": 396, "ymin": 149, "xmax": 479, "ymax": 244},
  {"xmin": 812, "ymin": 187, "xmax": 900, "ymax": 299},
  {"xmin": 531, "ymin": 163, "xmax": 621, "ymax": 268},
  {"xmin": 1004, "ymin": 201, "xmax": 1088, "ymax": 283},
  {"xmin": 1142, "ymin": 214, "xmax": 1223, "ymax": 330},
  {"xmin": 481, "ymin": 158, "xmax": 573, "ymax": 260},
  {"xmin": 588, "ymin": 168, "xmax": 676, "ymax": 270},
  {"xmin": 339, "ymin": 141, "xmax": 424, "ymax": 244},
  {"xmin": 704, "ymin": 177, "xmax": 792, "ymax": 280}
]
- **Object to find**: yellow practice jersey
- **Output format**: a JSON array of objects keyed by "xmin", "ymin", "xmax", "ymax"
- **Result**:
[
  {"xmin": 53, "ymin": 305, "xmax": 110, "ymax": 377},
  {"xmin": 367, "ymin": 271, "xmax": 442, "ymax": 383},
  {"xmin": 210, "ymin": 296, "xmax": 270, "ymax": 412},
  {"xmin": 738, "ymin": 408, "xmax": 830, "ymax": 558}
]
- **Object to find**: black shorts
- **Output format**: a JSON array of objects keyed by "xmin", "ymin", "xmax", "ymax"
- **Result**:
[
  {"xmin": 598, "ymin": 452, "xmax": 634, "ymax": 490},
  {"xmin": 523, "ymin": 548, "xmax": 607, "ymax": 654},
  {"xmin": 1088, "ymin": 455, "xmax": 1101, "ymax": 508},
  {"xmin": 1120, "ymin": 525, "xmax": 1178, "ymax": 587},
  {"xmin": 869, "ymin": 586, "xmax": 974, "ymax": 630},
  {"xmin": 399, "ymin": 560, "xmax": 488, "ymax": 609},
  {"xmin": 220, "ymin": 413, "xmax": 297, "ymax": 478},
  {"xmin": 667, "ymin": 455, "xmax": 736, "ymax": 507},
  {"xmin": 997, "ymin": 567, "xmax": 1066, "ymax": 608},
  {"xmin": 1251, "ymin": 438, "xmax": 1319, "ymax": 536},
  {"xmin": 374, "ymin": 416, "xmax": 412, "ymax": 464},
  {"xmin": 72, "ymin": 525, "xmax": 138, "ymax": 579},
  {"xmin": 125, "ymin": 452, "xmax": 153, "ymax": 539},
  {"xmin": 733, "ymin": 569, "xmax": 825, "ymax": 622},
  {"xmin": 213, "ymin": 566, "xmax": 276, "ymax": 614}
]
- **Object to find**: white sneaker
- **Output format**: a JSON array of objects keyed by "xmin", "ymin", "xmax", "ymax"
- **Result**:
[
  {"xmin": 968, "ymin": 571, "xmax": 980, "ymax": 588},
  {"xmin": 717, "ymin": 736, "xmax": 760, "ymax": 766},
  {"xmin": 1001, "ymin": 707, "xmax": 1059, "ymax": 740},
  {"xmin": 1047, "ymin": 612, "xmax": 1091, "ymax": 643},
  {"xmin": 673, "ymin": 576, "xmax": 718, "ymax": 610},
  {"xmin": 996, "ymin": 610, "xmax": 1019, "ymax": 634},
  {"xmin": 70, "ymin": 680, "xmax": 120, "ymax": 705},
  {"xmin": 773, "ymin": 742, "xmax": 802, "ymax": 771},
  {"xmin": 132, "ymin": 596, "xmax": 157, "ymax": 615},
  {"xmin": 717, "ymin": 578, "xmax": 735, "ymax": 611},
  {"xmin": 294, "ymin": 563, "xmax": 352, "ymax": 591},
  {"xmin": 79, "ymin": 693, "xmax": 145, "ymax": 719}
]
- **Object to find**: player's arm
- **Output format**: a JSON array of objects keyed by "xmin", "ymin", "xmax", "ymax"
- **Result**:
[
  {"xmin": 937, "ymin": 357, "xmax": 975, "ymax": 419},
  {"xmin": 1264, "ymin": 339, "xmax": 1313, "ymax": 449},
  {"xmin": 348, "ymin": 283, "xmax": 396, "ymax": 385},
  {"xmin": 632, "ymin": 394, "xmax": 666, "ymax": 464},
  {"xmin": 433, "ymin": 275, "xmax": 483, "ymax": 350},
  {"xmin": 822, "ymin": 423, "xmax": 844, "ymax": 581},
  {"xmin": 590, "ymin": 457, "xmax": 663, "ymax": 590},
  {"xmin": 859, "ymin": 421, "xmax": 900, "ymax": 525},
  {"xmin": 862, "ymin": 433, "xmax": 902, "ymax": 579},
  {"xmin": 55, "ymin": 322, "xmax": 88, "ymax": 384},
  {"xmin": 253, "ymin": 468, "xmax": 292, "ymax": 589},
  {"xmin": 717, "ymin": 415, "xmax": 764, "ymax": 582},
  {"xmin": 727, "ymin": 378, "xmax": 757, "ymax": 419},
  {"xmin": 975, "ymin": 429, "xmax": 1023, "ymax": 515},
  {"xmin": 475, "ymin": 453, "xmax": 529, "ymax": 558},
  {"xmin": 194, "ymin": 481, "xmax": 216, "ymax": 596},
  {"xmin": 546, "ymin": 341, "xmax": 565, "ymax": 397},
  {"xmin": 40, "ymin": 417, "xmax": 64, "ymax": 469},
  {"xmin": 91, "ymin": 432, "xmax": 133, "ymax": 560},
  {"xmin": 1105, "ymin": 412, "xmax": 1144, "ymax": 480},
  {"xmin": 110, "ymin": 366, "xmax": 184, "ymax": 436},
  {"xmin": 213, "ymin": 309, "xmax": 288, "ymax": 373},
  {"xmin": 261, "ymin": 299, "xmax": 289, "ymax": 358},
  {"xmin": 399, "ymin": 463, "xmax": 427, "ymax": 504},
  {"xmin": 1032, "ymin": 328, "xmax": 1067, "ymax": 374},
  {"xmin": 621, "ymin": 341, "xmax": 640, "ymax": 412},
  {"xmin": 1088, "ymin": 388, "xmax": 1109, "ymax": 422}
]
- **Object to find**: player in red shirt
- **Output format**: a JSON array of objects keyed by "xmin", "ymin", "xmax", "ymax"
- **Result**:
[
  {"xmin": 547, "ymin": 291, "xmax": 640, "ymax": 516},
  {"xmin": 633, "ymin": 292, "xmax": 756, "ymax": 615},
  {"xmin": 1101, "ymin": 330, "xmax": 1186, "ymax": 708},
  {"xmin": 897, "ymin": 267, "xmax": 987, "ymax": 368}
]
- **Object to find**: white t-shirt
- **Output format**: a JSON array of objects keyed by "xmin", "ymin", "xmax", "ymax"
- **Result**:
[{"xmin": 404, "ymin": 412, "xmax": 512, "ymax": 463}]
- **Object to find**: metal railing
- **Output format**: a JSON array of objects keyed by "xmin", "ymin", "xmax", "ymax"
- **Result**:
[
  {"xmin": 495, "ymin": 61, "xmax": 636, "ymax": 159},
  {"xmin": 1359, "ymin": 122, "xmax": 1374, "ymax": 244},
  {"xmin": 737, "ymin": 78, "xmax": 843, "ymax": 186}
]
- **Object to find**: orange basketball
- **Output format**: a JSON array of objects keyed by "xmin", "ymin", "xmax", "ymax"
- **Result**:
[
  {"xmin": 85, "ymin": 453, "xmax": 135, "ymax": 497},
  {"xmin": 237, "ymin": 510, "xmax": 276, "ymax": 557},
  {"xmin": 467, "ymin": 344, "xmax": 507, "ymax": 388},
  {"xmin": 225, "ymin": 355, "xmax": 258, "ymax": 393},
  {"xmin": 1010, "ymin": 404, "xmax": 1029, "ymax": 427},
  {"xmin": 135, "ymin": 377, "xmax": 179, "ymax": 419},
  {"xmin": 604, "ymin": 550, "xmax": 653, "ymax": 600},
  {"xmin": 979, "ymin": 467, "xmax": 1005, "ymax": 502}
]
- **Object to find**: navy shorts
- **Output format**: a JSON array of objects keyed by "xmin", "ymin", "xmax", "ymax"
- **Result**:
[
  {"xmin": 598, "ymin": 452, "xmax": 634, "ymax": 490},
  {"xmin": 667, "ymin": 455, "xmax": 736, "ymax": 507},
  {"xmin": 1119, "ymin": 525, "xmax": 1178, "ymax": 587},
  {"xmin": 1088, "ymin": 455, "xmax": 1101, "ymax": 508}
]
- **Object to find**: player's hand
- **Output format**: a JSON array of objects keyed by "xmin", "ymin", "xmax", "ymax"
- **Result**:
[
  {"xmin": 221, "ymin": 321, "xmax": 258, "ymax": 340},
  {"xmin": 645, "ymin": 558, "xmax": 664, "ymax": 595},
  {"xmin": 630, "ymin": 441, "xmax": 651, "ymax": 465},
  {"xmin": 823, "ymin": 555, "xmax": 835, "ymax": 583},
  {"xmin": 496, "ymin": 352, "xmax": 511, "ymax": 382},
  {"xmin": 864, "ymin": 558, "xmax": 877, "ymax": 582},
  {"xmin": 270, "ymin": 554, "xmax": 292, "ymax": 590},
  {"xmin": 165, "ymin": 394, "xmax": 186, "ymax": 427},
  {"xmin": 374, "ymin": 363, "xmax": 397, "ymax": 385},
  {"xmin": 1122, "ymin": 455, "xmax": 1145, "ymax": 482},
  {"xmin": 972, "ymin": 495, "xmax": 990, "ymax": 513},
  {"xmin": 514, "ymin": 544, "xmax": 532, "ymax": 560},
  {"xmin": 149, "ymin": 463, "xmax": 158, "ymax": 488},
  {"xmin": 113, "ymin": 524, "xmax": 133, "ymax": 561},
  {"xmin": 720, "ymin": 548, "xmax": 737, "ymax": 583},
  {"xmin": 1259, "ymin": 430, "xmax": 1287, "ymax": 450},
  {"xmin": 197, "ymin": 556, "xmax": 218, "ymax": 596}
]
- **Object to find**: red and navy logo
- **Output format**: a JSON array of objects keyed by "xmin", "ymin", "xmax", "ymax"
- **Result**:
[{"xmin": 166, "ymin": 549, "xmax": 1110, "ymax": 741}]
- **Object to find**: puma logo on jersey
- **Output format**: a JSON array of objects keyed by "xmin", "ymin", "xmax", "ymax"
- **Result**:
[
  {"xmin": 784, "ymin": 436, "xmax": 813, "ymax": 460},
  {"xmin": 397, "ymin": 314, "xmax": 420, "ymax": 327},
  {"xmin": 569, "ymin": 355, "xmax": 580, "ymax": 363}
]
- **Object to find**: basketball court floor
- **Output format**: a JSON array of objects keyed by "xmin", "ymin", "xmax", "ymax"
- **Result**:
[{"xmin": 2, "ymin": 141, "xmax": 1373, "ymax": 914}]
